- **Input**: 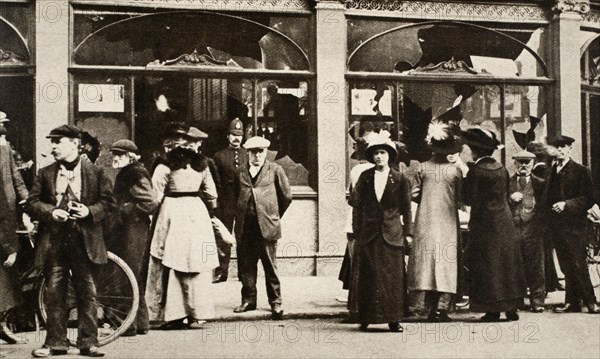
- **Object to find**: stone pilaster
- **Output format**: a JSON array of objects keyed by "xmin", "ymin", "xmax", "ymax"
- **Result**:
[
  {"xmin": 315, "ymin": 0, "xmax": 347, "ymax": 275},
  {"xmin": 35, "ymin": 1, "xmax": 70, "ymax": 166},
  {"xmin": 549, "ymin": 0, "xmax": 589, "ymax": 161}
]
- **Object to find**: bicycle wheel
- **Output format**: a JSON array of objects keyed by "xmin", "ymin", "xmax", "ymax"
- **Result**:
[
  {"xmin": 38, "ymin": 252, "xmax": 139, "ymax": 346},
  {"xmin": 587, "ymin": 233, "xmax": 600, "ymax": 288}
]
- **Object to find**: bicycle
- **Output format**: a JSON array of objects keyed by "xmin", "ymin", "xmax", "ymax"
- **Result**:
[
  {"xmin": 587, "ymin": 223, "xmax": 600, "ymax": 288},
  {"xmin": 15, "ymin": 227, "xmax": 140, "ymax": 347}
]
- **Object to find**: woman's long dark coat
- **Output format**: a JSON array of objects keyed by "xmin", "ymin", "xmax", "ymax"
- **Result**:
[{"xmin": 464, "ymin": 157, "xmax": 526, "ymax": 312}]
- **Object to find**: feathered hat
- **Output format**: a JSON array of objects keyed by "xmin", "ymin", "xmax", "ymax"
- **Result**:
[{"xmin": 426, "ymin": 121, "xmax": 463, "ymax": 155}]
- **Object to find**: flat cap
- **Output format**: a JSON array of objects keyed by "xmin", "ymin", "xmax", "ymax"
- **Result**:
[
  {"xmin": 110, "ymin": 139, "xmax": 138, "ymax": 154},
  {"xmin": 187, "ymin": 127, "xmax": 209, "ymax": 140},
  {"xmin": 0, "ymin": 111, "xmax": 9, "ymax": 123},
  {"xmin": 228, "ymin": 118, "xmax": 244, "ymax": 136},
  {"xmin": 243, "ymin": 136, "xmax": 270, "ymax": 150},
  {"xmin": 512, "ymin": 150, "xmax": 536, "ymax": 160},
  {"xmin": 46, "ymin": 125, "xmax": 81, "ymax": 139},
  {"xmin": 548, "ymin": 135, "xmax": 575, "ymax": 147}
]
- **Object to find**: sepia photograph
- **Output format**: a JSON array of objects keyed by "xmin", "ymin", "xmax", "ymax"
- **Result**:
[{"xmin": 0, "ymin": 0, "xmax": 599, "ymax": 357}]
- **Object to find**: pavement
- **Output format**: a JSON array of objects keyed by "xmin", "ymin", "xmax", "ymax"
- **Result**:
[
  {"xmin": 177, "ymin": 275, "xmax": 592, "ymax": 322},
  {"xmin": 206, "ymin": 276, "xmax": 350, "ymax": 321}
]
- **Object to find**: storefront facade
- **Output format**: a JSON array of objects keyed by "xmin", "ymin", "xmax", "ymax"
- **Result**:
[{"xmin": 1, "ymin": 0, "xmax": 599, "ymax": 276}]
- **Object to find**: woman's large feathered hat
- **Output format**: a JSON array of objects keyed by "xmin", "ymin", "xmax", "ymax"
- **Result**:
[{"xmin": 426, "ymin": 121, "xmax": 463, "ymax": 155}]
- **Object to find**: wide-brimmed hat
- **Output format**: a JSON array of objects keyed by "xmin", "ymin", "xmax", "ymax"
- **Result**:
[
  {"xmin": 110, "ymin": 139, "xmax": 139, "ymax": 154},
  {"xmin": 365, "ymin": 137, "xmax": 397, "ymax": 164},
  {"xmin": 427, "ymin": 121, "xmax": 463, "ymax": 155},
  {"xmin": 0, "ymin": 111, "xmax": 9, "ymax": 123},
  {"xmin": 46, "ymin": 125, "xmax": 81, "ymax": 139},
  {"xmin": 186, "ymin": 127, "xmax": 209, "ymax": 141},
  {"xmin": 162, "ymin": 122, "xmax": 189, "ymax": 139},
  {"xmin": 548, "ymin": 134, "xmax": 575, "ymax": 147},
  {"xmin": 461, "ymin": 128, "xmax": 501, "ymax": 151}
]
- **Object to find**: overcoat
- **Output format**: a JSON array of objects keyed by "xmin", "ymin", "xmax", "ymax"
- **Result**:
[
  {"xmin": 234, "ymin": 161, "xmax": 292, "ymax": 243},
  {"xmin": 28, "ymin": 159, "xmax": 115, "ymax": 268},
  {"xmin": 464, "ymin": 157, "xmax": 526, "ymax": 312},
  {"xmin": 408, "ymin": 159, "xmax": 462, "ymax": 294},
  {"xmin": 538, "ymin": 160, "xmax": 595, "ymax": 233},
  {"xmin": 110, "ymin": 162, "xmax": 158, "ymax": 265},
  {"xmin": 0, "ymin": 145, "xmax": 28, "ymax": 313}
]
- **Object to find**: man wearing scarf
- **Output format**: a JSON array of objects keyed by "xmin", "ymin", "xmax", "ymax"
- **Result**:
[{"xmin": 29, "ymin": 125, "xmax": 115, "ymax": 357}]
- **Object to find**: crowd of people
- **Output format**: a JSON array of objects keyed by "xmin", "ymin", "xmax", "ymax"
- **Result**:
[
  {"xmin": 0, "ymin": 118, "xmax": 291, "ymax": 357},
  {"xmin": 0, "ymin": 112, "xmax": 599, "ymax": 356},
  {"xmin": 343, "ymin": 120, "xmax": 599, "ymax": 332}
]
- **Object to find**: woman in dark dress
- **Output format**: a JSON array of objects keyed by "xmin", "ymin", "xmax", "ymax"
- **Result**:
[
  {"xmin": 349, "ymin": 137, "xmax": 413, "ymax": 332},
  {"xmin": 462, "ymin": 128, "xmax": 526, "ymax": 321}
]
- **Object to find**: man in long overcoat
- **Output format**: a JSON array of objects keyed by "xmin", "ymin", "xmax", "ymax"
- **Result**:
[
  {"xmin": 0, "ymin": 120, "xmax": 28, "ymax": 345},
  {"xmin": 540, "ymin": 135, "xmax": 599, "ymax": 314},
  {"xmin": 29, "ymin": 125, "xmax": 115, "ymax": 357},
  {"xmin": 232, "ymin": 136, "xmax": 291, "ymax": 320},
  {"xmin": 109, "ymin": 140, "xmax": 159, "ymax": 336}
]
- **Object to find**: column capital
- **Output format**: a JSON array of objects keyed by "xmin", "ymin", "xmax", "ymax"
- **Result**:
[
  {"xmin": 313, "ymin": 0, "xmax": 348, "ymax": 9},
  {"xmin": 551, "ymin": 0, "xmax": 590, "ymax": 17}
]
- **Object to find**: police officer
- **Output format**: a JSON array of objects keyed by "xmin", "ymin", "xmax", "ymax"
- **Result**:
[{"xmin": 213, "ymin": 118, "xmax": 248, "ymax": 283}]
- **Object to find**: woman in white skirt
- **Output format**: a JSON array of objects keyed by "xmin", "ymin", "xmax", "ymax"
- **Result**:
[{"xmin": 146, "ymin": 146, "xmax": 219, "ymax": 329}]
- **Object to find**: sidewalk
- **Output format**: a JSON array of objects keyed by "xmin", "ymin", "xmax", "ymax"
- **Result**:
[
  {"xmin": 197, "ymin": 276, "xmax": 580, "ymax": 322},
  {"xmin": 209, "ymin": 276, "xmax": 349, "ymax": 321}
]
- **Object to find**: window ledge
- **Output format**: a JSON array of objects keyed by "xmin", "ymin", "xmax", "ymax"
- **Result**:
[{"xmin": 292, "ymin": 186, "xmax": 317, "ymax": 199}]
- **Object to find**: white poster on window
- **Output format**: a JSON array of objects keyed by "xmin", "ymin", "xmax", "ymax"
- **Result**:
[
  {"xmin": 78, "ymin": 84, "xmax": 124, "ymax": 113},
  {"xmin": 351, "ymin": 89, "xmax": 392, "ymax": 116}
]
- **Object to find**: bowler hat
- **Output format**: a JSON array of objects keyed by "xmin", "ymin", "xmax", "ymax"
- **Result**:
[
  {"xmin": 46, "ymin": 125, "xmax": 81, "ymax": 139},
  {"xmin": 365, "ymin": 137, "xmax": 397, "ymax": 164},
  {"xmin": 548, "ymin": 135, "xmax": 575, "ymax": 147},
  {"xmin": 110, "ymin": 139, "xmax": 139, "ymax": 154},
  {"xmin": 228, "ymin": 118, "xmax": 244, "ymax": 136},
  {"xmin": 0, "ymin": 111, "xmax": 9, "ymax": 123},
  {"xmin": 243, "ymin": 136, "xmax": 270, "ymax": 150},
  {"xmin": 461, "ymin": 128, "xmax": 501, "ymax": 151},
  {"xmin": 512, "ymin": 150, "xmax": 536, "ymax": 161},
  {"xmin": 187, "ymin": 127, "xmax": 209, "ymax": 140}
]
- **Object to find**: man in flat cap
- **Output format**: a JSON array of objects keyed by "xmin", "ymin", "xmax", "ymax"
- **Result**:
[
  {"xmin": 29, "ymin": 125, "xmax": 115, "ymax": 357},
  {"xmin": 539, "ymin": 135, "xmax": 599, "ymax": 314},
  {"xmin": 508, "ymin": 150, "xmax": 546, "ymax": 312},
  {"xmin": 109, "ymin": 139, "xmax": 158, "ymax": 337},
  {"xmin": 233, "ymin": 136, "xmax": 292, "ymax": 320},
  {"xmin": 213, "ymin": 118, "xmax": 247, "ymax": 283}
]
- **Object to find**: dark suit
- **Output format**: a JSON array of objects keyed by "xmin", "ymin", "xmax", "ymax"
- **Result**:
[
  {"xmin": 28, "ymin": 159, "xmax": 115, "ymax": 350},
  {"xmin": 508, "ymin": 174, "xmax": 545, "ymax": 305},
  {"xmin": 234, "ymin": 161, "xmax": 291, "ymax": 306},
  {"xmin": 539, "ymin": 159, "xmax": 597, "ymax": 306},
  {"xmin": 214, "ymin": 146, "xmax": 247, "ymax": 278}
]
